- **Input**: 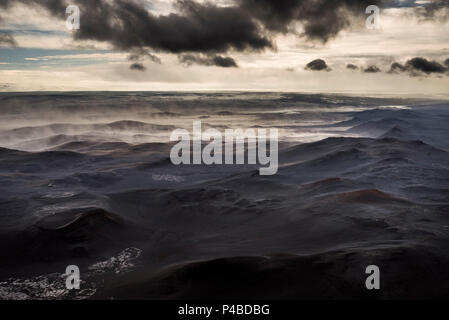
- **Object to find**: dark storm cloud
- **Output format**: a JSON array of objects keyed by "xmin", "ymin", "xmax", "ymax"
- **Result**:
[
  {"xmin": 0, "ymin": 0, "xmax": 272, "ymax": 55},
  {"xmin": 305, "ymin": 59, "xmax": 330, "ymax": 71},
  {"xmin": 238, "ymin": 0, "xmax": 386, "ymax": 43},
  {"xmin": 0, "ymin": 0, "xmax": 448, "ymax": 66},
  {"xmin": 389, "ymin": 57, "xmax": 448, "ymax": 76},
  {"xmin": 363, "ymin": 65, "xmax": 381, "ymax": 73},
  {"xmin": 406, "ymin": 57, "xmax": 446, "ymax": 74},
  {"xmin": 237, "ymin": 0, "xmax": 446, "ymax": 42},
  {"xmin": 0, "ymin": 0, "xmax": 393, "ymax": 52},
  {"xmin": 74, "ymin": 0, "xmax": 272, "ymax": 53},
  {"xmin": 346, "ymin": 64, "xmax": 359, "ymax": 70},
  {"xmin": 179, "ymin": 54, "xmax": 238, "ymax": 68},
  {"xmin": 212, "ymin": 55, "xmax": 239, "ymax": 68},
  {"xmin": 0, "ymin": 31, "xmax": 17, "ymax": 47},
  {"xmin": 129, "ymin": 62, "xmax": 146, "ymax": 71}
]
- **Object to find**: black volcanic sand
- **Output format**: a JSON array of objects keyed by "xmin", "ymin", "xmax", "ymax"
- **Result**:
[{"xmin": 0, "ymin": 93, "xmax": 448, "ymax": 299}]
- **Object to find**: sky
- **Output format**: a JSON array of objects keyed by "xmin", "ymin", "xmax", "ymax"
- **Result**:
[{"xmin": 0, "ymin": 0, "xmax": 448, "ymax": 94}]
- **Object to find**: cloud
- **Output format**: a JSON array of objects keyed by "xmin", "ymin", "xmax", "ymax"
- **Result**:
[
  {"xmin": 1, "ymin": 0, "xmax": 448, "ymax": 68},
  {"xmin": 406, "ymin": 57, "xmax": 446, "ymax": 74},
  {"xmin": 389, "ymin": 57, "xmax": 448, "ymax": 76},
  {"xmin": 363, "ymin": 65, "xmax": 381, "ymax": 73},
  {"xmin": 129, "ymin": 62, "xmax": 146, "ymax": 71},
  {"xmin": 237, "ymin": 0, "xmax": 447, "ymax": 43},
  {"xmin": 0, "ymin": 1, "xmax": 402, "ymax": 53},
  {"xmin": 389, "ymin": 62, "xmax": 407, "ymax": 73},
  {"xmin": 2, "ymin": 0, "xmax": 386, "ymax": 52},
  {"xmin": 179, "ymin": 54, "xmax": 238, "ymax": 68},
  {"xmin": 127, "ymin": 48, "xmax": 161, "ymax": 70},
  {"xmin": 79, "ymin": 1, "xmax": 272, "ymax": 54},
  {"xmin": 238, "ymin": 0, "xmax": 385, "ymax": 43},
  {"xmin": 211, "ymin": 55, "xmax": 239, "ymax": 68},
  {"xmin": 0, "ymin": 31, "xmax": 17, "ymax": 47},
  {"xmin": 305, "ymin": 59, "xmax": 330, "ymax": 71},
  {"xmin": 0, "ymin": 0, "xmax": 272, "ymax": 57},
  {"xmin": 384, "ymin": 0, "xmax": 449, "ymax": 19},
  {"xmin": 0, "ymin": 83, "xmax": 12, "ymax": 90},
  {"xmin": 127, "ymin": 48, "xmax": 161, "ymax": 64},
  {"xmin": 418, "ymin": 0, "xmax": 449, "ymax": 20}
]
